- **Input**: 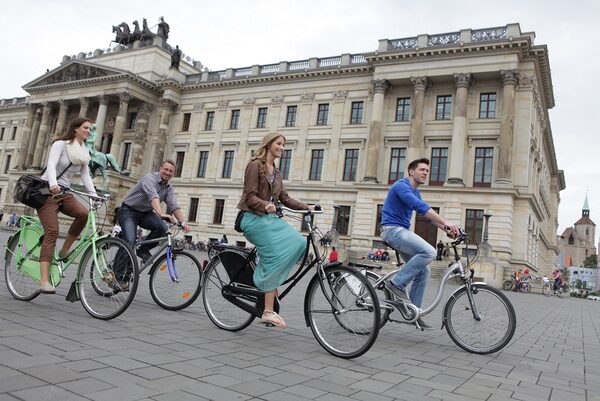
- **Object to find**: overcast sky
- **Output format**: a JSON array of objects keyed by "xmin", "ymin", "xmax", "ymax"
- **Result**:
[{"xmin": 2, "ymin": 0, "xmax": 598, "ymax": 244}]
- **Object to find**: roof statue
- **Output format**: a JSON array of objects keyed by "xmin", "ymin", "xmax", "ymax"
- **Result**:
[{"xmin": 111, "ymin": 17, "xmax": 169, "ymax": 47}]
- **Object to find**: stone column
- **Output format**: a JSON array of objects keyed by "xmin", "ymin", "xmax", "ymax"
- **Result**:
[
  {"xmin": 496, "ymin": 70, "xmax": 518, "ymax": 185},
  {"xmin": 26, "ymin": 106, "xmax": 42, "ymax": 166},
  {"xmin": 446, "ymin": 73, "xmax": 472, "ymax": 185},
  {"xmin": 94, "ymin": 95, "xmax": 108, "ymax": 149},
  {"xmin": 363, "ymin": 79, "xmax": 389, "ymax": 182},
  {"xmin": 79, "ymin": 96, "xmax": 90, "ymax": 117},
  {"xmin": 406, "ymin": 76, "xmax": 430, "ymax": 163},
  {"xmin": 54, "ymin": 98, "xmax": 69, "ymax": 136},
  {"xmin": 32, "ymin": 102, "xmax": 52, "ymax": 167},
  {"xmin": 152, "ymin": 98, "xmax": 176, "ymax": 171},
  {"xmin": 130, "ymin": 103, "xmax": 154, "ymax": 174},
  {"xmin": 109, "ymin": 91, "xmax": 133, "ymax": 160},
  {"xmin": 16, "ymin": 104, "xmax": 36, "ymax": 169}
]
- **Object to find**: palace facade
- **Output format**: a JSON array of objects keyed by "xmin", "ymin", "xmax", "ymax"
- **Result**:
[{"xmin": 0, "ymin": 23, "xmax": 565, "ymax": 283}]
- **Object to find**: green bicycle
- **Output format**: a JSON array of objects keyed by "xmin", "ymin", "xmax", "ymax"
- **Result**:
[{"xmin": 4, "ymin": 187, "xmax": 139, "ymax": 320}]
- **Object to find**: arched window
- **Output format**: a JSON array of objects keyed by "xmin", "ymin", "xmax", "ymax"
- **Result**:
[{"xmin": 568, "ymin": 234, "xmax": 574, "ymax": 245}]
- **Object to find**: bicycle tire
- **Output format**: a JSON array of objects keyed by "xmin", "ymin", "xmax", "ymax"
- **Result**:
[
  {"xmin": 304, "ymin": 265, "xmax": 380, "ymax": 359},
  {"xmin": 502, "ymin": 280, "xmax": 513, "ymax": 291},
  {"xmin": 78, "ymin": 237, "xmax": 139, "ymax": 320},
  {"xmin": 443, "ymin": 283, "xmax": 516, "ymax": 354},
  {"xmin": 202, "ymin": 250, "xmax": 255, "ymax": 331},
  {"xmin": 542, "ymin": 283, "xmax": 553, "ymax": 296},
  {"xmin": 519, "ymin": 282, "xmax": 531, "ymax": 293},
  {"xmin": 149, "ymin": 250, "xmax": 203, "ymax": 310},
  {"xmin": 557, "ymin": 285, "xmax": 569, "ymax": 299},
  {"xmin": 364, "ymin": 270, "xmax": 393, "ymax": 329},
  {"xmin": 4, "ymin": 231, "xmax": 41, "ymax": 301}
]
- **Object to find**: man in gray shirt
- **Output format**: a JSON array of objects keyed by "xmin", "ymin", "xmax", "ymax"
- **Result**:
[{"xmin": 119, "ymin": 159, "xmax": 190, "ymax": 264}]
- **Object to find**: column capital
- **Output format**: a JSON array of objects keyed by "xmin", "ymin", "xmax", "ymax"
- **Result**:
[
  {"xmin": 139, "ymin": 102, "xmax": 155, "ymax": 117},
  {"xmin": 57, "ymin": 98, "xmax": 67, "ymax": 106},
  {"xmin": 98, "ymin": 95, "xmax": 109, "ymax": 105},
  {"xmin": 410, "ymin": 76, "xmax": 430, "ymax": 92},
  {"xmin": 370, "ymin": 79, "xmax": 390, "ymax": 95},
  {"xmin": 218, "ymin": 100, "xmax": 229, "ymax": 110},
  {"xmin": 79, "ymin": 96, "xmax": 89, "ymax": 106},
  {"xmin": 300, "ymin": 94, "xmax": 314, "ymax": 105},
  {"xmin": 158, "ymin": 97, "xmax": 177, "ymax": 110},
  {"xmin": 193, "ymin": 102, "xmax": 204, "ymax": 113},
  {"xmin": 500, "ymin": 69, "xmax": 519, "ymax": 86},
  {"xmin": 453, "ymin": 73, "xmax": 472, "ymax": 89},
  {"xmin": 119, "ymin": 91, "xmax": 133, "ymax": 104}
]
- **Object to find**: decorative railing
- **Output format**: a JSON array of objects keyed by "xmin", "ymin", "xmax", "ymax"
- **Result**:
[
  {"xmin": 351, "ymin": 54, "xmax": 366, "ymax": 64},
  {"xmin": 428, "ymin": 32, "xmax": 461, "ymax": 46},
  {"xmin": 388, "ymin": 37, "xmax": 418, "ymax": 50},
  {"xmin": 234, "ymin": 67, "xmax": 252, "ymax": 77},
  {"xmin": 289, "ymin": 60, "xmax": 310, "ymax": 70},
  {"xmin": 472, "ymin": 27, "xmax": 507, "ymax": 41},
  {"xmin": 260, "ymin": 64, "xmax": 280, "ymax": 74},
  {"xmin": 319, "ymin": 56, "xmax": 341, "ymax": 67}
]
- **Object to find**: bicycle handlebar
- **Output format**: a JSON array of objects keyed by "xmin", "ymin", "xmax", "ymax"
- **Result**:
[{"xmin": 278, "ymin": 204, "xmax": 324, "ymax": 215}]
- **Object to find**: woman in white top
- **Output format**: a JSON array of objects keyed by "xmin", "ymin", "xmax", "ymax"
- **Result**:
[{"xmin": 37, "ymin": 117, "xmax": 97, "ymax": 293}]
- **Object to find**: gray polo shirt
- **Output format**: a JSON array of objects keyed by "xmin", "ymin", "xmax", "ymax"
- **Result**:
[{"xmin": 122, "ymin": 172, "xmax": 180, "ymax": 214}]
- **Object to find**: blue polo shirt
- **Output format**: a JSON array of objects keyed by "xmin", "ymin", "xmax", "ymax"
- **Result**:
[{"xmin": 381, "ymin": 178, "xmax": 431, "ymax": 229}]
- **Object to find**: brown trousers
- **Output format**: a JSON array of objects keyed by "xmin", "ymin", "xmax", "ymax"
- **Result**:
[{"xmin": 37, "ymin": 194, "xmax": 88, "ymax": 262}]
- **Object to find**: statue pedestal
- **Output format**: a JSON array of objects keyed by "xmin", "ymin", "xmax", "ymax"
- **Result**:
[{"xmin": 166, "ymin": 68, "xmax": 186, "ymax": 83}]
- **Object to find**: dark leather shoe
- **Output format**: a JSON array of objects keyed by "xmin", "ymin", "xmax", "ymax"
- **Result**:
[{"xmin": 136, "ymin": 249, "xmax": 152, "ymax": 264}]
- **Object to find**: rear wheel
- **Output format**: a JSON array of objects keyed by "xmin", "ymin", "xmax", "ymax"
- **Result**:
[
  {"xmin": 519, "ymin": 282, "xmax": 531, "ymax": 293},
  {"xmin": 542, "ymin": 283, "xmax": 553, "ymax": 296},
  {"xmin": 4, "ymin": 231, "xmax": 41, "ymax": 301},
  {"xmin": 502, "ymin": 280, "xmax": 513, "ymax": 291},
  {"xmin": 202, "ymin": 251, "xmax": 255, "ymax": 331},
  {"xmin": 149, "ymin": 250, "xmax": 202, "ymax": 310},
  {"xmin": 444, "ymin": 284, "xmax": 516, "ymax": 354},
  {"xmin": 304, "ymin": 265, "xmax": 380, "ymax": 359},
  {"xmin": 557, "ymin": 284, "xmax": 570, "ymax": 299},
  {"xmin": 364, "ymin": 271, "xmax": 392, "ymax": 329},
  {"xmin": 78, "ymin": 237, "xmax": 139, "ymax": 320}
]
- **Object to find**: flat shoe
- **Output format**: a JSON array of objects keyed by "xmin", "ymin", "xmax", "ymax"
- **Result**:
[
  {"xmin": 260, "ymin": 310, "xmax": 287, "ymax": 328},
  {"xmin": 39, "ymin": 283, "xmax": 56, "ymax": 294}
]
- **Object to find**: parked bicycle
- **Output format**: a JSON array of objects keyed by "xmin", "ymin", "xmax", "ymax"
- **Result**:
[
  {"xmin": 502, "ymin": 274, "xmax": 530, "ymax": 293},
  {"xmin": 364, "ymin": 230, "xmax": 516, "ymax": 354},
  {"xmin": 4, "ymin": 187, "xmax": 139, "ymax": 320},
  {"xmin": 201, "ymin": 205, "xmax": 381, "ymax": 359},
  {"xmin": 130, "ymin": 220, "xmax": 203, "ymax": 310},
  {"xmin": 542, "ymin": 277, "xmax": 570, "ymax": 298}
]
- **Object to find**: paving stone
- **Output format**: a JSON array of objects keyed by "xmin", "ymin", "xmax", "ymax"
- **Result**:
[{"xmin": 9, "ymin": 384, "xmax": 83, "ymax": 401}]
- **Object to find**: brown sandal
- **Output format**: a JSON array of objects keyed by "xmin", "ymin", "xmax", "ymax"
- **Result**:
[{"xmin": 261, "ymin": 310, "xmax": 287, "ymax": 328}]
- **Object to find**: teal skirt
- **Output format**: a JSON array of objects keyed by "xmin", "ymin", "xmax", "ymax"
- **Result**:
[{"xmin": 241, "ymin": 212, "xmax": 306, "ymax": 292}]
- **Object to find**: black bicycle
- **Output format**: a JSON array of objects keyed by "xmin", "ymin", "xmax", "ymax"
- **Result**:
[{"xmin": 201, "ymin": 206, "xmax": 381, "ymax": 359}]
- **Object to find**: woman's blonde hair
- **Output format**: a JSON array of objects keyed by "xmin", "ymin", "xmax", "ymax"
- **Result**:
[{"xmin": 253, "ymin": 132, "xmax": 286, "ymax": 161}]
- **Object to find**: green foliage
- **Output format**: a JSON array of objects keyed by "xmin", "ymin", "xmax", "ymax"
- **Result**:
[{"xmin": 583, "ymin": 254, "xmax": 597, "ymax": 268}]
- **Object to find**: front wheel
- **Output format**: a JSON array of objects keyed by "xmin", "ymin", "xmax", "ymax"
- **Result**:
[
  {"xmin": 4, "ymin": 231, "xmax": 41, "ymax": 301},
  {"xmin": 502, "ymin": 280, "xmax": 513, "ymax": 291},
  {"xmin": 78, "ymin": 237, "xmax": 139, "ymax": 320},
  {"xmin": 557, "ymin": 284, "xmax": 570, "ymax": 299},
  {"xmin": 542, "ymin": 283, "xmax": 553, "ymax": 297},
  {"xmin": 443, "ymin": 283, "xmax": 516, "ymax": 354},
  {"xmin": 519, "ymin": 282, "xmax": 531, "ymax": 293},
  {"xmin": 149, "ymin": 250, "xmax": 203, "ymax": 310},
  {"xmin": 304, "ymin": 265, "xmax": 380, "ymax": 359}
]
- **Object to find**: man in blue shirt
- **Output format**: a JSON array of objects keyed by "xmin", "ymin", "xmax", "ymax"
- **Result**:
[{"xmin": 381, "ymin": 158, "xmax": 459, "ymax": 328}]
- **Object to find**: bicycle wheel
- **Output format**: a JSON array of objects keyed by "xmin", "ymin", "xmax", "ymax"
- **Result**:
[
  {"xmin": 542, "ymin": 283, "xmax": 553, "ymax": 296},
  {"xmin": 305, "ymin": 265, "xmax": 380, "ymax": 359},
  {"xmin": 557, "ymin": 285, "xmax": 569, "ymax": 299},
  {"xmin": 364, "ymin": 271, "xmax": 393, "ymax": 329},
  {"xmin": 149, "ymin": 250, "xmax": 203, "ymax": 310},
  {"xmin": 502, "ymin": 280, "xmax": 513, "ymax": 291},
  {"xmin": 443, "ymin": 283, "xmax": 516, "ymax": 354},
  {"xmin": 78, "ymin": 237, "xmax": 139, "ymax": 320},
  {"xmin": 202, "ymin": 251, "xmax": 255, "ymax": 331},
  {"xmin": 4, "ymin": 231, "xmax": 40, "ymax": 301},
  {"xmin": 519, "ymin": 282, "xmax": 531, "ymax": 293}
]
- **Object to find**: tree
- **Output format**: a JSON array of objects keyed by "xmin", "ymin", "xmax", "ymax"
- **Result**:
[{"xmin": 583, "ymin": 254, "xmax": 597, "ymax": 268}]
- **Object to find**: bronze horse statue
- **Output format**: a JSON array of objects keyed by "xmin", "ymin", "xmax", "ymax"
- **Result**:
[
  {"xmin": 140, "ymin": 18, "xmax": 155, "ymax": 42},
  {"xmin": 85, "ymin": 124, "xmax": 122, "ymax": 190}
]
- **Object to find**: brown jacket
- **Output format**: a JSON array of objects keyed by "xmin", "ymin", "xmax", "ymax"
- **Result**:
[{"xmin": 237, "ymin": 158, "xmax": 307, "ymax": 215}]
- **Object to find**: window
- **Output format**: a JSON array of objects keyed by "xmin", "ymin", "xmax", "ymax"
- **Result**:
[
  {"xmin": 435, "ymin": 95, "xmax": 452, "ymax": 120},
  {"xmin": 479, "ymin": 93, "xmax": 496, "ymax": 119},
  {"xmin": 285, "ymin": 105, "xmax": 297, "ymax": 127},
  {"xmin": 127, "ymin": 112, "xmax": 137, "ymax": 130},
  {"xmin": 388, "ymin": 148, "xmax": 406, "ymax": 184},
  {"xmin": 181, "ymin": 112, "xmax": 191, "ymax": 131},
  {"xmin": 197, "ymin": 151, "xmax": 209, "ymax": 178},
  {"xmin": 174, "ymin": 151, "xmax": 185, "ymax": 177},
  {"xmin": 465, "ymin": 209, "xmax": 484, "ymax": 243},
  {"xmin": 568, "ymin": 234, "xmax": 574, "ymax": 245},
  {"xmin": 334, "ymin": 206, "xmax": 351, "ymax": 236},
  {"xmin": 205, "ymin": 111, "xmax": 215, "ymax": 131},
  {"xmin": 11, "ymin": 126, "xmax": 16, "ymax": 140},
  {"xmin": 316, "ymin": 104, "xmax": 329, "ymax": 125},
  {"xmin": 343, "ymin": 149, "xmax": 359, "ymax": 181},
  {"xmin": 0, "ymin": 127, "xmax": 4, "ymax": 140},
  {"xmin": 374, "ymin": 204, "xmax": 383, "ymax": 237},
  {"xmin": 3, "ymin": 154, "xmax": 11, "ymax": 174},
  {"xmin": 395, "ymin": 97, "xmax": 411, "ymax": 121},
  {"xmin": 222, "ymin": 150, "xmax": 234, "ymax": 178},
  {"xmin": 188, "ymin": 197, "xmax": 199, "ymax": 222},
  {"xmin": 279, "ymin": 149, "xmax": 292, "ymax": 180},
  {"xmin": 430, "ymin": 147, "xmax": 448, "ymax": 186},
  {"xmin": 474, "ymin": 147, "xmax": 493, "ymax": 187},
  {"xmin": 121, "ymin": 142, "xmax": 132, "ymax": 170},
  {"xmin": 350, "ymin": 101, "xmax": 364, "ymax": 124},
  {"xmin": 213, "ymin": 199, "xmax": 225, "ymax": 224},
  {"xmin": 230, "ymin": 109, "xmax": 240, "ymax": 129},
  {"xmin": 256, "ymin": 107, "xmax": 268, "ymax": 128},
  {"xmin": 309, "ymin": 149, "xmax": 324, "ymax": 180}
]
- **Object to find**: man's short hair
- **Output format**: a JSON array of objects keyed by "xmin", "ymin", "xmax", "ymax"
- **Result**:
[
  {"xmin": 161, "ymin": 159, "xmax": 177, "ymax": 168},
  {"xmin": 407, "ymin": 158, "xmax": 430, "ymax": 172}
]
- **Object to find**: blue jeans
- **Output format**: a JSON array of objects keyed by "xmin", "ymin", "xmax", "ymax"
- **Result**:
[
  {"xmin": 118, "ymin": 205, "xmax": 167, "ymax": 253},
  {"xmin": 381, "ymin": 225, "xmax": 436, "ymax": 308}
]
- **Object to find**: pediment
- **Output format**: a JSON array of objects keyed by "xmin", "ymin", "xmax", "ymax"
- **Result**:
[{"xmin": 24, "ymin": 61, "xmax": 129, "ymax": 89}]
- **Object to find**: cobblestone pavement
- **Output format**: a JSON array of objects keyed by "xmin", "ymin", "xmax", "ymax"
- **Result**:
[{"xmin": 1, "ymin": 231, "xmax": 599, "ymax": 401}]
